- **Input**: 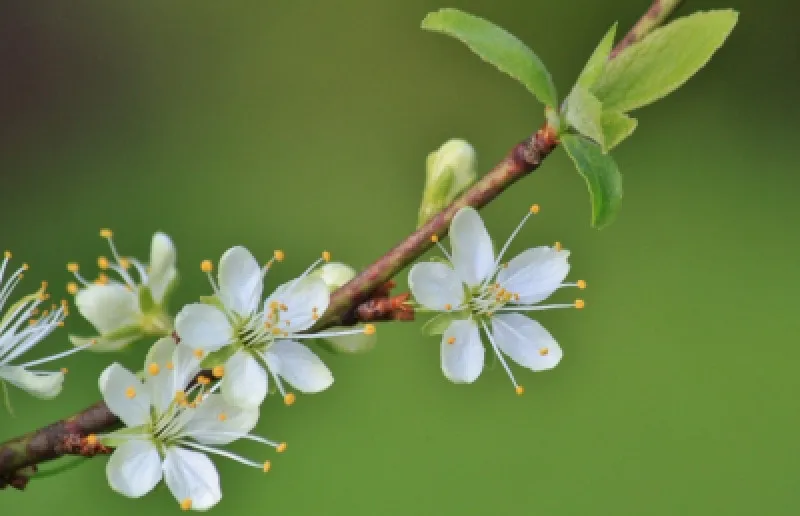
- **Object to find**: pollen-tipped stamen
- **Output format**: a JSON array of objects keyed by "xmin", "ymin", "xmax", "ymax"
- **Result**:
[{"xmin": 480, "ymin": 320, "xmax": 522, "ymax": 392}]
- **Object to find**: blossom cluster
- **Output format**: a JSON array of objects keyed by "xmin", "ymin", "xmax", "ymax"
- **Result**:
[{"xmin": 1, "ymin": 204, "xmax": 584, "ymax": 511}]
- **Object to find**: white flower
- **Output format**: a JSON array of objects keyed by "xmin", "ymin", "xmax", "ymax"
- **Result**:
[
  {"xmin": 68, "ymin": 230, "xmax": 177, "ymax": 351},
  {"xmin": 95, "ymin": 337, "xmax": 284, "ymax": 511},
  {"xmin": 174, "ymin": 247, "xmax": 372, "ymax": 409},
  {"xmin": 0, "ymin": 251, "xmax": 85, "ymax": 401},
  {"xmin": 408, "ymin": 206, "xmax": 585, "ymax": 393}
]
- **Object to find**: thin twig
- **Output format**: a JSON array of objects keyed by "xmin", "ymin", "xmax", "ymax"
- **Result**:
[{"xmin": 0, "ymin": 0, "xmax": 684, "ymax": 486}]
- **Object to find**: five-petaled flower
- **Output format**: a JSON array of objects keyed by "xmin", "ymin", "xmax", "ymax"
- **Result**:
[
  {"xmin": 95, "ymin": 337, "xmax": 284, "ymax": 511},
  {"xmin": 174, "ymin": 246, "xmax": 372, "ymax": 409},
  {"xmin": 408, "ymin": 206, "xmax": 585, "ymax": 393},
  {"xmin": 68, "ymin": 230, "xmax": 178, "ymax": 351},
  {"xmin": 0, "ymin": 251, "xmax": 84, "ymax": 402}
]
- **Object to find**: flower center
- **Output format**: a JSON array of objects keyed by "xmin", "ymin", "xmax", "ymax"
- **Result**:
[{"xmin": 467, "ymin": 282, "xmax": 519, "ymax": 317}]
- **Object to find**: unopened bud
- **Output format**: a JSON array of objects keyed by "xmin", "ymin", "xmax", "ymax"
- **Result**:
[
  {"xmin": 312, "ymin": 262, "xmax": 357, "ymax": 292},
  {"xmin": 417, "ymin": 138, "xmax": 477, "ymax": 227}
]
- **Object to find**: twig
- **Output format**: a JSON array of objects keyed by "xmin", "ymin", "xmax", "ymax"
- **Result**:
[{"xmin": 0, "ymin": 0, "xmax": 684, "ymax": 486}]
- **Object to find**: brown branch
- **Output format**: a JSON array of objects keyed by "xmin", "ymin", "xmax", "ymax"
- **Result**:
[{"xmin": 0, "ymin": 0, "xmax": 683, "ymax": 487}]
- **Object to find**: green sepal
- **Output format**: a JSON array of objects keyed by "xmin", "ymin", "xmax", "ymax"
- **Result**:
[
  {"xmin": 138, "ymin": 286, "xmax": 156, "ymax": 314},
  {"xmin": 421, "ymin": 312, "xmax": 463, "ymax": 336},
  {"xmin": 200, "ymin": 345, "xmax": 238, "ymax": 369}
]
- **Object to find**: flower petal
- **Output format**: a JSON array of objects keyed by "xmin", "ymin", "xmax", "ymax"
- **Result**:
[
  {"xmin": 441, "ymin": 319, "xmax": 484, "ymax": 383},
  {"xmin": 0, "ymin": 365, "xmax": 63, "ymax": 399},
  {"xmin": 106, "ymin": 440, "xmax": 162, "ymax": 498},
  {"xmin": 496, "ymin": 247, "xmax": 570, "ymax": 304},
  {"xmin": 266, "ymin": 277, "xmax": 329, "ymax": 332},
  {"xmin": 163, "ymin": 447, "xmax": 221, "ymax": 511},
  {"xmin": 75, "ymin": 285, "xmax": 140, "ymax": 334},
  {"xmin": 408, "ymin": 262, "xmax": 465, "ymax": 311},
  {"xmin": 218, "ymin": 246, "xmax": 263, "ymax": 315},
  {"xmin": 265, "ymin": 339, "xmax": 333, "ymax": 393},
  {"xmin": 220, "ymin": 350, "xmax": 268, "ymax": 409},
  {"xmin": 450, "ymin": 207, "xmax": 495, "ymax": 286},
  {"xmin": 144, "ymin": 338, "xmax": 201, "ymax": 414},
  {"xmin": 183, "ymin": 393, "xmax": 259, "ymax": 445},
  {"xmin": 174, "ymin": 303, "xmax": 232, "ymax": 353},
  {"xmin": 491, "ymin": 313, "xmax": 562, "ymax": 371},
  {"xmin": 148, "ymin": 232, "xmax": 177, "ymax": 304},
  {"xmin": 98, "ymin": 363, "xmax": 151, "ymax": 427}
]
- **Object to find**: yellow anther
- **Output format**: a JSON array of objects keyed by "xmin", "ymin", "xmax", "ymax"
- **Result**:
[
  {"xmin": 502, "ymin": 262, "xmax": 509, "ymax": 269},
  {"xmin": 118, "ymin": 258, "xmax": 130, "ymax": 270},
  {"xmin": 22, "ymin": 263, "xmax": 29, "ymax": 271},
  {"xmin": 99, "ymin": 229, "xmax": 113, "ymax": 239},
  {"xmin": 322, "ymin": 251, "xmax": 331, "ymax": 262},
  {"xmin": 3, "ymin": 251, "xmax": 10, "ymax": 259},
  {"xmin": 200, "ymin": 260, "xmax": 213, "ymax": 273},
  {"xmin": 271, "ymin": 327, "xmax": 283, "ymax": 335},
  {"xmin": 125, "ymin": 387, "xmax": 136, "ymax": 399},
  {"xmin": 430, "ymin": 235, "xmax": 439, "ymax": 243},
  {"xmin": 269, "ymin": 300, "xmax": 280, "ymax": 310},
  {"xmin": 539, "ymin": 348, "xmax": 549, "ymax": 356},
  {"xmin": 364, "ymin": 324, "xmax": 376, "ymax": 335},
  {"xmin": 28, "ymin": 319, "xmax": 38, "ymax": 326},
  {"xmin": 95, "ymin": 273, "xmax": 109, "ymax": 286},
  {"xmin": 41, "ymin": 281, "xmax": 48, "ymax": 290},
  {"xmin": 486, "ymin": 311, "xmax": 494, "ymax": 317},
  {"xmin": 575, "ymin": 299, "xmax": 585, "ymax": 309},
  {"xmin": 576, "ymin": 280, "xmax": 587, "ymax": 290},
  {"xmin": 312, "ymin": 306, "xmax": 318, "ymax": 312},
  {"xmin": 166, "ymin": 361, "xmax": 174, "ymax": 370},
  {"xmin": 66, "ymin": 263, "xmax": 79, "ymax": 273},
  {"xmin": 180, "ymin": 499, "xmax": 192, "ymax": 511},
  {"xmin": 97, "ymin": 256, "xmax": 110, "ymax": 269},
  {"xmin": 60, "ymin": 367, "xmax": 68, "ymax": 374},
  {"xmin": 86, "ymin": 434, "xmax": 98, "ymax": 445},
  {"xmin": 444, "ymin": 303, "xmax": 452, "ymax": 311},
  {"xmin": 217, "ymin": 413, "xmax": 227, "ymax": 422},
  {"xmin": 197, "ymin": 376, "xmax": 211, "ymax": 386},
  {"xmin": 312, "ymin": 313, "xmax": 319, "ymax": 320},
  {"xmin": 554, "ymin": 241, "xmax": 562, "ymax": 252},
  {"xmin": 89, "ymin": 339, "xmax": 98, "ymax": 346},
  {"xmin": 174, "ymin": 391, "xmax": 186, "ymax": 403},
  {"xmin": 212, "ymin": 366, "xmax": 225, "ymax": 378},
  {"xmin": 447, "ymin": 337, "xmax": 456, "ymax": 345},
  {"xmin": 147, "ymin": 363, "xmax": 160, "ymax": 376},
  {"xmin": 274, "ymin": 250, "xmax": 285, "ymax": 262},
  {"xmin": 284, "ymin": 393, "xmax": 296, "ymax": 406},
  {"xmin": 515, "ymin": 386, "xmax": 525, "ymax": 396},
  {"xmin": 263, "ymin": 460, "xmax": 272, "ymax": 473},
  {"xmin": 280, "ymin": 303, "xmax": 288, "ymax": 312},
  {"xmin": 276, "ymin": 442, "xmax": 287, "ymax": 453},
  {"xmin": 193, "ymin": 348, "xmax": 205, "ymax": 359},
  {"xmin": 530, "ymin": 204, "xmax": 540, "ymax": 214},
  {"xmin": 57, "ymin": 321, "xmax": 65, "ymax": 327},
  {"xmin": 67, "ymin": 282, "xmax": 78, "ymax": 295}
]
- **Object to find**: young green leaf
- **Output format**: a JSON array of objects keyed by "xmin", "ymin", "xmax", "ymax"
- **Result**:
[
  {"xmin": 592, "ymin": 10, "xmax": 738, "ymax": 112},
  {"xmin": 575, "ymin": 22, "xmax": 617, "ymax": 89},
  {"xmin": 422, "ymin": 8, "xmax": 557, "ymax": 107},
  {"xmin": 601, "ymin": 111, "xmax": 638, "ymax": 152},
  {"xmin": 564, "ymin": 85, "xmax": 604, "ymax": 147},
  {"xmin": 421, "ymin": 312, "xmax": 462, "ymax": 336},
  {"xmin": 561, "ymin": 134, "xmax": 623, "ymax": 229}
]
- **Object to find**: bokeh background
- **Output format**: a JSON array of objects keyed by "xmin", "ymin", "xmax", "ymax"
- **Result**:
[{"xmin": 1, "ymin": 0, "xmax": 797, "ymax": 514}]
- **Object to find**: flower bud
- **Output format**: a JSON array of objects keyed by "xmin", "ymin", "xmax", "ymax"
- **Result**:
[
  {"xmin": 312, "ymin": 262, "xmax": 357, "ymax": 292},
  {"xmin": 417, "ymin": 138, "xmax": 477, "ymax": 227}
]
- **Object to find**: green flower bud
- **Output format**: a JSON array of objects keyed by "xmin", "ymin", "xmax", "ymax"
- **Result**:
[
  {"xmin": 312, "ymin": 262, "xmax": 357, "ymax": 292},
  {"xmin": 417, "ymin": 138, "xmax": 477, "ymax": 227}
]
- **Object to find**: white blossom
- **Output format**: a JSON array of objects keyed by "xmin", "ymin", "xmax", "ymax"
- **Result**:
[{"xmin": 408, "ymin": 206, "xmax": 585, "ymax": 393}]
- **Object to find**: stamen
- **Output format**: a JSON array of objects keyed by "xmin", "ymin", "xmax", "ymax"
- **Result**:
[
  {"xmin": 125, "ymin": 386, "xmax": 136, "ymax": 399},
  {"xmin": 480, "ymin": 320, "xmax": 521, "ymax": 393},
  {"xmin": 180, "ymin": 499, "xmax": 192, "ymax": 511},
  {"xmin": 200, "ymin": 260, "xmax": 213, "ymax": 273},
  {"xmin": 363, "ymin": 324, "xmax": 376, "ymax": 335},
  {"xmin": 273, "ymin": 250, "xmax": 285, "ymax": 262},
  {"xmin": 575, "ymin": 299, "xmax": 585, "ymax": 309},
  {"xmin": 447, "ymin": 337, "xmax": 456, "ymax": 345},
  {"xmin": 212, "ymin": 366, "xmax": 225, "ymax": 378},
  {"xmin": 322, "ymin": 251, "xmax": 331, "ymax": 262},
  {"xmin": 263, "ymin": 461, "xmax": 272, "ymax": 473},
  {"xmin": 283, "ymin": 393, "xmax": 296, "ymax": 406},
  {"xmin": 484, "ymin": 205, "xmax": 539, "ymax": 288},
  {"xmin": 148, "ymin": 363, "xmax": 160, "ymax": 376}
]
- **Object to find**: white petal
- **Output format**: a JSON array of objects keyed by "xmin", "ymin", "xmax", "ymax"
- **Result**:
[
  {"xmin": 408, "ymin": 262, "xmax": 465, "ymax": 311},
  {"xmin": 106, "ymin": 440, "xmax": 162, "ymax": 498},
  {"xmin": 0, "ymin": 365, "xmax": 63, "ymax": 399},
  {"xmin": 218, "ymin": 246, "xmax": 263, "ymax": 315},
  {"xmin": 220, "ymin": 350, "xmax": 268, "ymax": 409},
  {"xmin": 496, "ymin": 247, "xmax": 570, "ymax": 304},
  {"xmin": 144, "ymin": 337, "xmax": 200, "ymax": 414},
  {"xmin": 450, "ymin": 207, "xmax": 495, "ymax": 286},
  {"xmin": 491, "ymin": 313, "xmax": 562, "ymax": 371},
  {"xmin": 147, "ymin": 232, "xmax": 177, "ymax": 303},
  {"xmin": 265, "ymin": 340, "xmax": 333, "ymax": 393},
  {"xmin": 174, "ymin": 303, "xmax": 232, "ymax": 352},
  {"xmin": 267, "ymin": 277, "xmax": 329, "ymax": 332},
  {"xmin": 441, "ymin": 319, "xmax": 484, "ymax": 383},
  {"xmin": 183, "ymin": 393, "xmax": 259, "ymax": 445},
  {"xmin": 98, "ymin": 363, "xmax": 151, "ymax": 427},
  {"xmin": 75, "ymin": 285, "xmax": 140, "ymax": 334},
  {"xmin": 163, "ymin": 447, "xmax": 221, "ymax": 511}
]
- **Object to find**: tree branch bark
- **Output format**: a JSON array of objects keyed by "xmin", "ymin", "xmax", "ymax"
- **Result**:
[{"xmin": 0, "ymin": 0, "xmax": 684, "ymax": 487}]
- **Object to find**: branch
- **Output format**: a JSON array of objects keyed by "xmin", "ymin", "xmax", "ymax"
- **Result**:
[{"xmin": 0, "ymin": 0, "xmax": 683, "ymax": 486}]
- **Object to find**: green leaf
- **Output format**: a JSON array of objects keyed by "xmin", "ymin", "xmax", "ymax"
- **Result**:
[
  {"xmin": 575, "ymin": 22, "xmax": 617, "ymax": 89},
  {"xmin": 561, "ymin": 134, "xmax": 623, "ymax": 229},
  {"xmin": 593, "ymin": 10, "xmax": 738, "ymax": 112},
  {"xmin": 421, "ymin": 312, "xmax": 462, "ymax": 336},
  {"xmin": 601, "ymin": 111, "xmax": 638, "ymax": 152},
  {"xmin": 422, "ymin": 8, "xmax": 557, "ymax": 107},
  {"xmin": 564, "ymin": 85, "xmax": 604, "ymax": 147}
]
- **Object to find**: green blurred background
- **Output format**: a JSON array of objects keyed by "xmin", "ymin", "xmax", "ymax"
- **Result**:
[{"xmin": 1, "ymin": 0, "xmax": 797, "ymax": 514}]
